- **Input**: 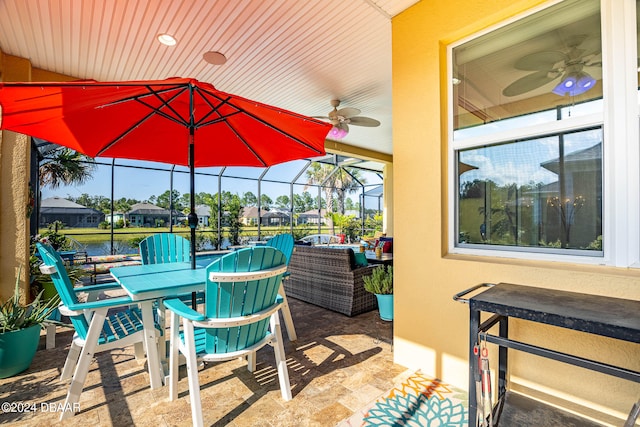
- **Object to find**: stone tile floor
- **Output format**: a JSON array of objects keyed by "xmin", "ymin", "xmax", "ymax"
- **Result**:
[{"xmin": 1, "ymin": 297, "xmax": 405, "ymax": 426}]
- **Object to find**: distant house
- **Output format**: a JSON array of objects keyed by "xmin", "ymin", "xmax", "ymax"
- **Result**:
[
  {"xmin": 104, "ymin": 212, "xmax": 126, "ymax": 224},
  {"xmin": 262, "ymin": 209, "xmax": 291, "ymax": 226},
  {"xmin": 240, "ymin": 206, "xmax": 268, "ymax": 226},
  {"xmin": 128, "ymin": 202, "xmax": 181, "ymax": 227},
  {"xmin": 40, "ymin": 197, "xmax": 104, "ymax": 228},
  {"xmin": 297, "ymin": 209, "xmax": 327, "ymax": 225},
  {"xmin": 195, "ymin": 205, "xmax": 210, "ymax": 227}
]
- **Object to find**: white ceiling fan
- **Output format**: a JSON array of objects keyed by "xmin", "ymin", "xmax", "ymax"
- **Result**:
[{"xmin": 315, "ymin": 99, "xmax": 380, "ymax": 139}]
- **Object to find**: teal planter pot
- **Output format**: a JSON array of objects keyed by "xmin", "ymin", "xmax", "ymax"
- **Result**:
[
  {"xmin": 0, "ymin": 324, "xmax": 41, "ymax": 378},
  {"xmin": 375, "ymin": 294, "xmax": 394, "ymax": 321}
]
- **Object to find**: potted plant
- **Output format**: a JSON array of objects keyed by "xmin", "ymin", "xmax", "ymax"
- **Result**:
[
  {"xmin": 0, "ymin": 268, "xmax": 60, "ymax": 378},
  {"xmin": 363, "ymin": 265, "xmax": 393, "ymax": 321}
]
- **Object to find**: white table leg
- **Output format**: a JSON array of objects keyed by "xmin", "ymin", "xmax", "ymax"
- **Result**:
[{"xmin": 140, "ymin": 301, "xmax": 162, "ymax": 389}]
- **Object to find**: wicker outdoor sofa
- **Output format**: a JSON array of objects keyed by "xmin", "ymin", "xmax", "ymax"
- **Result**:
[{"xmin": 285, "ymin": 245, "xmax": 378, "ymax": 316}]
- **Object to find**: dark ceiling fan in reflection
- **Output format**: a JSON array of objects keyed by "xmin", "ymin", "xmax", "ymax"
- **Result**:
[{"xmin": 502, "ymin": 35, "xmax": 601, "ymax": 98}]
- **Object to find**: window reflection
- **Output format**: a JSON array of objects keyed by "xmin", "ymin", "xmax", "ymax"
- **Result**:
[
  {"xmin": 452, "ymin": 0, "xmax": 602, "ymax": 137},
  {"xmin": 458, "ymin": 128, "xmax": 603, "ymax": 252}
]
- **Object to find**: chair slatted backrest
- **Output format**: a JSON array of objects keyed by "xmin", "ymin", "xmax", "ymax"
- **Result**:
[
  {"xmin": 36, "ymin": 242, "xmax": 90, "ymax": 339},
  {"xmin": 140, "ymin": 233, "xmax": 190, "ymax": 265},
  {"xmin": 204, "ymin": 246, "xmax": 286, "ymax": 354},
  {"xmin": 266, "ymin": 234, "xmax": 294, "ymax": 266}
]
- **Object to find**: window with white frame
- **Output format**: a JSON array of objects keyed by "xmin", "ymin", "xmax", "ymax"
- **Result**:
[{"xmin": 449, "ymin": 0, "xmax": 639, "ymax": 265}]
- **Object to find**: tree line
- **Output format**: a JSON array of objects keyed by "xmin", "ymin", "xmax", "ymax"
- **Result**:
[{"xmin": 68, "ymin": 189, "xmax": 363, "ymax": 217}]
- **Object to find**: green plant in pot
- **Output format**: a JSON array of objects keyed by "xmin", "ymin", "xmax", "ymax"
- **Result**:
[
  {"xmin": 363, "ymin": 265, "xmax": 394, "ymax": 321},
  {"xmin": 0, "ymin": 268, "xmax": 60, "ymax": 378}
]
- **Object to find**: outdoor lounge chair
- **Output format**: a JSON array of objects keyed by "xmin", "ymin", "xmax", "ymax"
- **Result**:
[
  {"xmin": 266, "ymin": 233, "xmax": 297, "ymax": 340},
  {"xmin": 163, "ymin": 246, "xmax": 292, "ymax": 427},
  {"xmin": 36, "ymin": 242, "xmax": 161, "ymax": 420}
]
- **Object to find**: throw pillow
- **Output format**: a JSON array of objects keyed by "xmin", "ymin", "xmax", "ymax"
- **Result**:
[
  {"xmin": 379, "ymin": 237, "xmax": 393, "ymax": 253},
  {"xmin": 354, "ymin": 252, "xmax": 368, "ymax": 267}
]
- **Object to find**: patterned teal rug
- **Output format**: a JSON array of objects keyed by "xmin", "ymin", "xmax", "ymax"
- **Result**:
[{"xmin": 340, "ymin": 371, "xmax": 468, "ymax": 427}]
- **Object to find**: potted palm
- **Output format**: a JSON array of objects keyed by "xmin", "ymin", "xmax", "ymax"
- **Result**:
[
  {"xmin": 363, "ymin": 265, "xmax": 393, "ymax": 321},
  {"xmin": 0, "ymin": 268, "xmax": 60, "ymax": 378}
]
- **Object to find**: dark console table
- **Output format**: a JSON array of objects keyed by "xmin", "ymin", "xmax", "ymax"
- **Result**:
[{"xmin": 454, "ymin": 283, "xmax": 640, "ymax": 427}]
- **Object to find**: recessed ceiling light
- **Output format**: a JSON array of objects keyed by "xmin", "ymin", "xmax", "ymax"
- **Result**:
[
  {"xmin": 203, "ymin": 51, "xmax": 227, "ymax": 65},
  {"xmin": 157, "ymin": 33, "xmax": 177, "ymax": 46}
]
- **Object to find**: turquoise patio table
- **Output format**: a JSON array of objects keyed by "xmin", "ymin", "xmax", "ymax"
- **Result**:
[
  {"xmin": 110, "ymin": 255, "xmax": 221, "ymax": 300},
  {"xmin": 109, "ymin": 253, "xmax": 297, "ymax": 384},
  {"xmin": 110, "ymin": 256, "xmax": 219, "ymax": 386}
]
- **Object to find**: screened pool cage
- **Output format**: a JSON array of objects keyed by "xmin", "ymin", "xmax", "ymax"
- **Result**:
[{"xmin": 31, "ymin": 140, "xmax": 386, "ymax": 255}]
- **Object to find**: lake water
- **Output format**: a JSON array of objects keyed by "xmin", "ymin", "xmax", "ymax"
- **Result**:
[{"xmin": 81, "ymin": 238, "xmax": 231, "ymax": 256}]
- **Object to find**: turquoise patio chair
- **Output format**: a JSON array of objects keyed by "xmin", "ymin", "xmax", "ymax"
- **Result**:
[
  {"xmin": 163, "ymin": 246, "xmax": 292, "ymax": 427},
  {"xmin": 36, "ymin": 242, "xmax": 161, "ymax": 420},
  {"xmin": 266, "ymin": 233, "xmax": 297, "ymax": 340},
  {"xmin": 139, "ymin": 232, "xmax": 190, "ymax": 265},
  {"xmin": 139, "ymin": 233, "xmax": 204, "ymax": 309}
]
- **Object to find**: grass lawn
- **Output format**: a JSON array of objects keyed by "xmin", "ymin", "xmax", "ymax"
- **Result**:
[{"xmin": 43, "ymin": 225, "xmax": 336, "ymax": 245}]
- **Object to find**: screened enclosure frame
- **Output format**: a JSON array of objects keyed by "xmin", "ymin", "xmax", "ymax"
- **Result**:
[{"xmin": 31, "ymin": 140, "xmax": 385, "ymax": 254}]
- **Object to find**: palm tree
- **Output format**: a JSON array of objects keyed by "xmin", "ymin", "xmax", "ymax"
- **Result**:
[
  {"xmin": 334, "ymin": 168, "xmax": 366, "ymax": 214},
  {"xmin": 39, "ymin": 147, "xmax": 96, "ymax": 189},
  {"xmin": 305, "ymin": 163, "xmax": 337, "ymax": 232},
  {"xmin": 305, "ymin": 163, "xmax": 367, "ymax": 234}
]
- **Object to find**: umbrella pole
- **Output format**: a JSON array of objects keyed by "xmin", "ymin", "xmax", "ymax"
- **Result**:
[
  {"xmin": 188, "ymin": 137, "xmax": 198, "ymax": 269},
  {"xmin": 187, "ymin": 129, "xmax": 198, "ymax": 308}
]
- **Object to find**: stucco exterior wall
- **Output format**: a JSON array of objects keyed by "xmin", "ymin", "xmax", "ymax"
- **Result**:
[
  {"xmin": 392, "ymin": 0, "xmax": 639, "ymax": 424},
  {"xmin": 0, "ymin": 51, "xmax": 76, "ymax": 301},
  {"xmin": 0, "ymin": 52, "xmax": 31, "ymax": 302}
]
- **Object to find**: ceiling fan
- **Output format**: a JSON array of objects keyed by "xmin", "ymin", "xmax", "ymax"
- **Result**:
[
  {"xmin": 315, "ymin": 99, "xmax": 380, "ymax": 139},
  {"xmin": 502, "ymin": 35, "xmax": 601, "ymax": 97}
]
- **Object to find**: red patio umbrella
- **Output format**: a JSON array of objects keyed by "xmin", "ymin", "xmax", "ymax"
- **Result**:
[{"xmin": 0, "ymin": 77, "xmax": 331, "ymax": 268}]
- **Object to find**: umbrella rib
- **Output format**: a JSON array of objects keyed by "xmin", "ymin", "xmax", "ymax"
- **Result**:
[
  {"xmin": 191, "ymin": 88, "xmax": 230, "ymax": 126},
  {"xmin": 95, "ymin": 109, "xmax": 159, "ymax": 157},
  {"xmin": 95, "ymin": 85, "xmax": 192, "ymax": 156},
  {"xmin": 98, "ymin": 85, "xmax": 190, "ymax": 127},
  {"xmin": 144, "ymin": 84, "xmax": 190, "ymax": 126},
  {"xmin": 195, "ymin": 87, "xmax": 324, "ymax": 155},
  {"xmin": 97, "ymin": 85, "xmax": 185, "ymax": 109},
  {"xmin": 203, "ymin": 106, "xmax": 324, "ymax": 155},
  {"xmin": 225, "ymin": 121, "xmax": 268, "ymax": 167}
]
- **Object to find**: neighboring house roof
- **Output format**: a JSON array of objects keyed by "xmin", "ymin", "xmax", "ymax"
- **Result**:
[
  {"xmin": 195, "ymin": 205, "xmax": 210, "ymax": 216},
  {"xmin": 40, "ymin": 197, "xmax": 103, "ymax": 215},
  {"xmin": 41, "ymin": 197, "xmax": 88, "ymax": 209},
  {"xmin": 298, "ymin": 209, "xmax": 327, "ymax": 218},
  {"xmin": 241, "ymin": 206, "xmax": 268, "ymax": 218},
  {"xmin": 129, "ymin": 202, "xmax": 175, "ymax": 216},
  {"xmin": 540, "ymin": 142, "xmax": 602, "ymax": 174},
  {"xmin": 263, "ymin": 210, "xmax": 290, "ymax": 218},
  {"xmin": 130, "ymin": 202, "xmax": 163, "ymax": 211}
]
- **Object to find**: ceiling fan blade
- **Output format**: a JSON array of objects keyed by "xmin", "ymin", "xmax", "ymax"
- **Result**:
[
  {"xmin": 576, "ymin": 36, "xmax": 601, "ymax": 57},
  {"xmin": 348, "ymin": 116, "xmax": 381, "ymax": 127},
  {"xmin": 514, "ymin": 51, "xmax": 567, "ymax": 71},
  {"xmin": 338, "ymin": 123, "xmax": 349, "ymax": 132},
  {"xmin": 502, "ymin": 70, "xmax": 559, "ymax": 97},
  {"xmin": 336, "ymin": 107, "xmax": 360, "ymax": 118},
  {"xmin": 312, "ymin": 116, "xmax": 331, "ymax": 120}
]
